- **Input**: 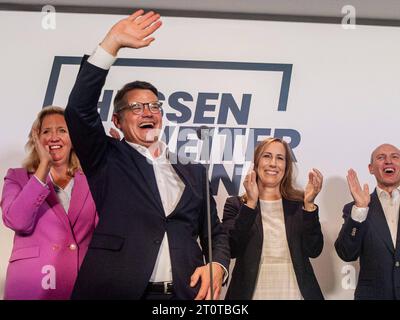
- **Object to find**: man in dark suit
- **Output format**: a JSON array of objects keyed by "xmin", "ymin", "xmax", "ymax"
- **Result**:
[
  {"xmin": 64, "ymin": 9, "xmax": 229, "ymax": 300},
  {"xmin": 335, "ymin": 143, "xmax": 400, "ymax": 300}
]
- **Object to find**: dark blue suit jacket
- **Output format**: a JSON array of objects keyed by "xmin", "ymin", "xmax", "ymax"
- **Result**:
[
  {"xmin": 222, "ymin": 196, "xmax": 324, "ymax": 300},
  {"xmin": 65, "ymin": 59, "xmax": 230, "ymax": 299},
  {"xmin": 335, "ymin": 190, "xmax": 400, "ymax": 300}
]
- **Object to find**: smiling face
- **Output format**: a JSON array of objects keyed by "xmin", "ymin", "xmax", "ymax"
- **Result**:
[
  {"xmin": 256, "ymin": 141, "xmax": 287, "ymax": 190},
  {"xmin": 39, "ymin": 114, "xmax": 72, "ymax": 166},
  {"xmin": 112, "ymin": 89, "xmax": 162, "ymax": 147},
  {"xmin": 369, "ymin": 144, "xmax": 400, "ymax": 191}
]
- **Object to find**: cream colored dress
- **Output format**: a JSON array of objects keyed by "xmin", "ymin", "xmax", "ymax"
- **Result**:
[{"xmin": 252, "ymin": 199, "xmax": 303, "ymax": 300}]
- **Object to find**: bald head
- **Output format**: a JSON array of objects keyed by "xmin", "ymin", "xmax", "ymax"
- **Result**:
[
  {"xmin": 368, "ymin": 143, "xmax": 400, "ymax": 192},
  {"xmin": 370, "ymin": 144, "xmax": 400, "ymax": 164}
]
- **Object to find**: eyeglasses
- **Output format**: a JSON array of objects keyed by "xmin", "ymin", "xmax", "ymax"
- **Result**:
[{"xmin": 119, "ymin": 102, "xmax": 163, "ymax": 115}]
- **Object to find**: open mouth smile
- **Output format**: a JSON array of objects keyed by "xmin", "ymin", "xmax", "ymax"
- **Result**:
[{"xmin": 139, "ymin": 122, "xmax": 155, "ymax": 129}]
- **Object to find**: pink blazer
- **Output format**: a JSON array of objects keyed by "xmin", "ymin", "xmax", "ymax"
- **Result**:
[{"xmin": 1, "ymin": 168, "xmax": 98, "ymax": 300}]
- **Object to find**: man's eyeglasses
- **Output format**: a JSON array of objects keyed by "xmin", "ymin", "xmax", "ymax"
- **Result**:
[{"xmin": 119, "ymin": 102, "xmax": 163, "ymax": 115}]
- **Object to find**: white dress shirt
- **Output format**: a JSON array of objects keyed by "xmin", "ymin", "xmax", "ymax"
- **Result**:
[
  {"xmin": 351, "ymin": 186, "xmax": 400, "ymax": 248},
  {"xmin": 377, "ymin": 186, "xmax": 399, "ymax": 247},
  {"xmin": 87, "ymin": 45, "xmax": 117, "ymax": 70},
  {"xmin": 126, "ymin": 140, "xmax": 185, "ymax": 282}
]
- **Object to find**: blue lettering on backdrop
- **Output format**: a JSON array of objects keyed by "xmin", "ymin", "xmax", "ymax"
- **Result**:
[
  {"xmin": 44, "ymin": 57, "xmax": 297, "ymax": 196},
  {"xmin": 193, "ymin": 92, "xmax": 219, "ymax": 124},
  {"xmin": 218, "ymin": 93, "xmax": 251, "ymax": 125},
  {"xmin": 162, "ymin": 91, "xmax": 193, "ymax": 123}
]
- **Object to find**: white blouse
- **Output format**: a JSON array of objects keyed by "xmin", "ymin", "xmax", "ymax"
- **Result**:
[
  {"xmin": 50, "ymin": 174, "xmax": 74, "ymax": 214},
  {"xmin": 252, "ymin": 199, "xmax": 303, "ymax": 300}
]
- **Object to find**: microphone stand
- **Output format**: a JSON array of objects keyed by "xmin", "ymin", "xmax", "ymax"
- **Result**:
[
  {"xmin": 197, "ymin": 126, "xmax": 214, "ymax": 300},
  {"xmin": 205, "ymin": 159, "xmax": 214, "ymax": 300}
]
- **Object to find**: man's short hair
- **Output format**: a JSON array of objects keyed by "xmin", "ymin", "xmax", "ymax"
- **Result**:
[{"xmin": 113, "ymin": 81, "xmax": 159, "ymax": 114}]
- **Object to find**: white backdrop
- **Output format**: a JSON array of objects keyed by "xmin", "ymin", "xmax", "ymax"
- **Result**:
[{"xmin": 1, "ymin": 10, "xmax": 399, "ymax": 300}]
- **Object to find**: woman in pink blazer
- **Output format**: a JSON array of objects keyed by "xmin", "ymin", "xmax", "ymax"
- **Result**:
[{"xmin": 1, "ymin": 106, "xmax": 98, "ymax": 300}]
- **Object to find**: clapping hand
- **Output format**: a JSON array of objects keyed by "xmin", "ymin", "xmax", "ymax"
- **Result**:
[
  {"xmin": 346, "ymin": 169, "xmax": 370, "ymax": 208},
  {"xmin": 32, "ymin": 129, "xmax": 52, "ymax": 183},
  {"xmin": 32, "ymin": 129, "xmax": 52, "ymax": 167},
  {"xmin": 243, "ymin": 169, "xmax": 259, "ymax": 209},
  {"xmin": 304, "ymin": 168, "xmax": 323, "ymax": 211}
]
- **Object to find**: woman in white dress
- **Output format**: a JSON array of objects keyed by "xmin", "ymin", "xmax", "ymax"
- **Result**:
[{"xmin": 223, "ymin": 137, "xmax": 324, "ymax": 300}]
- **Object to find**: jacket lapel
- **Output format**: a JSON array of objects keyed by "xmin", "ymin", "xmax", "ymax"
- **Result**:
[
  {"xmin": 395, "ymin": 205, "xmax": 400, "ymax": 252},
  {"xmin": 254, "ymin": 201, "xmax": 263, "ymax": 238},
  {"xmin": 123, "ymin": 140, "xmax": 165, "ymax": 215},
  {"xmin": 45, "ymin": 175, "xmax": 72, "ymax": 232},
  {"xmin": 67, "ymin": 171, "xmax": 89, "ymax": 228},
  {"xmin": 369, "ymin": 190, "xmax": 395, "ymax": 253},
  {"xmin": 169, "ymin": 160, "xmax": 193, "ymax": 216}
]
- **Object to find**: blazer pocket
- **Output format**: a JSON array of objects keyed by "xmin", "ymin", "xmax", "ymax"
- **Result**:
[
  {"xmin": 9, "ymin": 246, "xmax": 40, "ymax": 262},
  {"xmin": 89, "ymin": 233, "xmax": 125, "ymax": 251}
]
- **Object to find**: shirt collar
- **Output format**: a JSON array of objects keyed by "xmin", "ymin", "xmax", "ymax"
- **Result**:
[
  {"xmin": 125, "ymin": 140, "xmax": 168, "ymax": 163},
  {"xmin": 376, "ymin": 185, "xmax": 400, "ymax": 200}
]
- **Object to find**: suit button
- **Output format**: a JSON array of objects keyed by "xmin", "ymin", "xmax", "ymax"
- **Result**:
[
  {"xmin": 396, "ymin": 261, "xmax": 400, "ymax": 267},
  {"xmin": 69, "ymin": 244, "xmax": 77, "ymax": 250},
  {"xmin": 154, "ymin": 240, "xmax": 161, "ymax": 245}
]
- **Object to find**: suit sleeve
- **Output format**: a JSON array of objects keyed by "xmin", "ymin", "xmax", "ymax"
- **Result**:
[
  {"xmin": 301, "ymin": 206, "xmax": 324, "ymax": 258},
  {"xmin": 198, "ymin": 166, "xmax": 230, "ymax": 271},
  {"xmin": 222, "ymin": 197, "xmax": 258, "ymax": 258},
  {"xmin": 335, "ymin": 202, "xmax": 367, "ymax": 262},
  {"xmin": 1, "ymin": 169, "xmax": 50, "ymax": 234},
  {"xmin": 64, "ymin": 57, "xmax": 109, "ymax": 177}
]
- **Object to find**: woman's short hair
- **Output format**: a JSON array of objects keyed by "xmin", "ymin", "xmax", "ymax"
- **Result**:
[{"xmin": 23, "ymin": 106, "xmax": 80, "ymax": 177}]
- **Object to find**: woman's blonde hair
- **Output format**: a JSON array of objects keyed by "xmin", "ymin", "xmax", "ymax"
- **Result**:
[
  {"xmin": 23, "ymin": 106, "xmax": 80, "ymax": 177},
  {"xmin": 242, "ymin": 137, "xmax": 304, "ymax": 203}
]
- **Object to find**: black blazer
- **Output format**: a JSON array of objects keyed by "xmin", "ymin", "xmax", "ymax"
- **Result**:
[
  {"xmin": 335, "ymin": 190, "xmax": 400, "ymax": 300},
  {"xmin": 222, "ymin": 196, "xmax": 324, "ymax": 300},
  {"xmin": 65, "ymin": 58, "xmax": 230, "ymax": 299}
]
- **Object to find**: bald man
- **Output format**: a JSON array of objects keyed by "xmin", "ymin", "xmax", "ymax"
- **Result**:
[{"xmin": 335, "ymin": 143, "xmax": 400, "ymax": 300}]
